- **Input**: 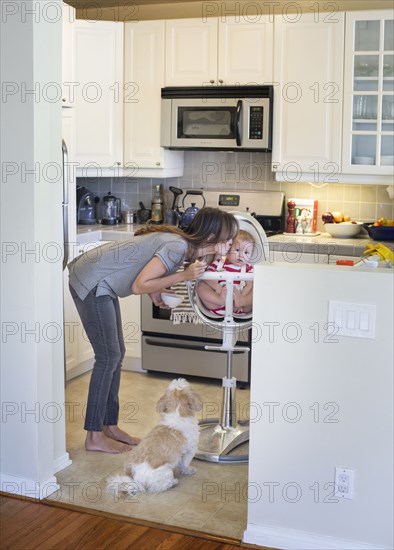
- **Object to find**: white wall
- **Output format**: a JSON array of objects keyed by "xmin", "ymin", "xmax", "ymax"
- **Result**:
[
  {"xmin": 0, "ymin": 0, "xmax": 70, "ymax": 497},
  {"xmin": 245, "ymin": 262, "xmax": 393, "ymax": 550}
]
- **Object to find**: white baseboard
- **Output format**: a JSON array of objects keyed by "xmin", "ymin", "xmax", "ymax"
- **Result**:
[
  {"xmin": 53, "ymin": 452, "xmax": 72, "ymax": 474},
  {"xmin": 1, "ymin": 473, "xmax": 60, "ymax": 500},
  {"xmin": 243, "ymin": 524, "xmax": 392, "ymax": 550}
]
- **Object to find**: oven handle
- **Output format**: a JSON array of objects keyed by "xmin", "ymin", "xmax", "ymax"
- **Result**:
[{"xmin": 144, "ymin": 337, "xmax": 247, "ymax": 354}]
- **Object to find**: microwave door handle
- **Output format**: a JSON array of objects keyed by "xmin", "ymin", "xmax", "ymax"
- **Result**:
[{"xmin": 235, "ymin": 100, "xmax": 242, "ymax": 146}]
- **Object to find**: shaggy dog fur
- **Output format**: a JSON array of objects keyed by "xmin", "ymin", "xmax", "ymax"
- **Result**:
[{"xmin": 110, "ymin": 378, "xmax": 202, "ymax": 494}]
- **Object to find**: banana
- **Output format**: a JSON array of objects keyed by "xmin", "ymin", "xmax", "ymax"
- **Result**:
[{"xmin": 363, "ymin": 243, "xmax": 394, "ymax": 262}]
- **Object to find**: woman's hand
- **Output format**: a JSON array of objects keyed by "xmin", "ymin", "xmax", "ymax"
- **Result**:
[
  {"xmin": 149, "ymin": 291, "xmax": 166, "ymax": 307},
  {"xmin": 183, "ymin": 259, "xmax": 207, "ymax": 281}
]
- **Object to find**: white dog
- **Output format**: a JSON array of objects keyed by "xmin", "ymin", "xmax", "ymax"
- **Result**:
[{"xmin": 111, "ymin": 378, "xmax": 202, "ymax": 494}]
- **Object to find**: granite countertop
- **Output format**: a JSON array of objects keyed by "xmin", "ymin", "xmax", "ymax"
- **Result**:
[{"xmin": 77, "ymin": 223, "xmax": 394, "ymax": 256}]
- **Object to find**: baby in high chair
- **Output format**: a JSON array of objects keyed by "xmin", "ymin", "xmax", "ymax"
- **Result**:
[{"xmin": 197, "ymin": 230, "xmax": 254, "ymax": 316}]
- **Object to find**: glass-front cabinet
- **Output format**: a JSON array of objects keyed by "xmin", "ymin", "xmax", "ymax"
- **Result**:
[{"xmin": 343, "ymin": 11, "xmax": 394, "ymax": 174}]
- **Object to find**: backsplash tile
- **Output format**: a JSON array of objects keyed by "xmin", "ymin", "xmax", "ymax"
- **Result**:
[{"xmin": 77, "ymin": 151, "xmax": 393, "ymax": 228}]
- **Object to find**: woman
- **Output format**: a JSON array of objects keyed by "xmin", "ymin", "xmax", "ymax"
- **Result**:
[{"xmin": 68, "ymin": 207, "xmax": 238, "ymax": 454}]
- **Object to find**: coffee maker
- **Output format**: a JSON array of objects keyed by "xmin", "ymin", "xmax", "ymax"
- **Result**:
[
  {"xmin": 101, "ymin": 191, "xmax": 121, "ymax": 225},
  {"xmin": 76, "ymin": 186, "xmax": 96, "ymax": 225}
]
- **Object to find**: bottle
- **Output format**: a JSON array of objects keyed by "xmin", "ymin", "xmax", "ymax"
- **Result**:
[{"xmin": 151, "ymin": 184, "xmax": 163, "ymax": 224}]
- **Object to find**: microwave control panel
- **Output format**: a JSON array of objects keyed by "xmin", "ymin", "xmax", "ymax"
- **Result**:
[{"xmin": 249, "ymin": 106, "xmax": 264, "ymax": 140}]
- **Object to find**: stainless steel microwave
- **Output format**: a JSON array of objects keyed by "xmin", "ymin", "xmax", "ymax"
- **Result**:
[{"xmin": 161, "ymin": 85, "xmax": 273, "ymax": 151}]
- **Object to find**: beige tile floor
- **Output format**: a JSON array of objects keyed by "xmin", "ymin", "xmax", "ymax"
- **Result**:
[{"xmin": 48, "ymin": 371, "xmax": 250, "ymax": 540}]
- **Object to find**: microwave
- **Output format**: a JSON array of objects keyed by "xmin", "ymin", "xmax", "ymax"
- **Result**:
[{"xmin": 161, "ymin": 85, "xmax": 273, "ymax": 151}]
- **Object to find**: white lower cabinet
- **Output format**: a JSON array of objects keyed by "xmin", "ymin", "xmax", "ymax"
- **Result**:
[
  {"xmin": 64, "ymin": 241, "xmax": 142, "ymax": 381},
  {"xmin": 272, "ymin": 12, "xmax": 344, "ymax": 179}
]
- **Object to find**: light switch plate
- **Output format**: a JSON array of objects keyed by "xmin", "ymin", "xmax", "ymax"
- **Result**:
[{"xmin": 328, "ymin": 301, "xmax": 376, "ymax": 339}]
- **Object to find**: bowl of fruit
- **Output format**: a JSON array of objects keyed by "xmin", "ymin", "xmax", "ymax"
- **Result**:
[
  {"xmin": 363, "ymin": 219, "xmax": 394, "ymax": 241},
  {"xmin": 322, "ymin": 212, "xmax": 362, "ymax": 238}
]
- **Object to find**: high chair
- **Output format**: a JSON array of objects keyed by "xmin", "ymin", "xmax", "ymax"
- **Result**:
[{"xmin": 187, "ymin": 212, "xmax": 269, "ymax": 463}]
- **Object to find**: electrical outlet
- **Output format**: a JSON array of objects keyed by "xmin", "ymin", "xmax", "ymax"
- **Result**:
[{"xmin": 335, "ymin": 467, "xmax": 354, "ymax": 499}]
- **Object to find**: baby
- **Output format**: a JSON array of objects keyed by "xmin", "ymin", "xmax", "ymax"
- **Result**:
[{"xmin": 197, "ymin": 230, "xmax": 254, "ymax": 316}]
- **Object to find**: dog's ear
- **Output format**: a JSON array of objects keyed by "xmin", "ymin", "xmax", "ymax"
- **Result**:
[
  {"xmin": 189, "ymin": 391, "xmax": 203, "ymax": 413},
  {"xmin": 157, "ymin": 391, "xmax": 179, "ymax": 414},
  {"xmin": 156, "ymin": 393, "xmax": 169, "ymax": 414},
  {"xmin": 178, "ymin": 389, "xmax": 203, "ymax": 416}
]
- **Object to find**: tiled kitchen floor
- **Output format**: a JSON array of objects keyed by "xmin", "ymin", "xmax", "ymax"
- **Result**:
[{"xmin": 47, "ymin": 371, "xmax": 250, "ymax": 540}]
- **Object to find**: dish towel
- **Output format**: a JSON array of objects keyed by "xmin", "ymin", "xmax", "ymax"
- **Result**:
[{"xmin": 170, "ymin": 281, "xmax": 203, "ymax": 325}]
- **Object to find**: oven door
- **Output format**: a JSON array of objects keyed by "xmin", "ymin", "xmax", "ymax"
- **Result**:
[{"xmin": 140, "ymin": 294, "xmax": 250, "ymax": 382}]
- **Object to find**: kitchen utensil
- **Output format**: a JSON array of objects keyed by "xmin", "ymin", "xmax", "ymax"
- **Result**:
[
  {"xmin": 324, "ymin": 222, "xmax": 362, "ymax": 238},
  {"xmin": 160, "ymin": 292, "xmax": 184, "ymax": 308},
  {"xmin": 137, "ymin": 202, "xmax": 151, "ymax": 224},
  {"xmin": 363, "ymin": 224, "xmax": 394, "ymax": 241},
  {"xmin": 101, "ymin": 191, "xmax": 121, "ymax": 225},
  {"xmin": 169, "ymin": 186, "xmax": 183, "ymax": 210},
  {"xmin": 179, "ymin": 190, "xmax": 206, "ymax": 229}
]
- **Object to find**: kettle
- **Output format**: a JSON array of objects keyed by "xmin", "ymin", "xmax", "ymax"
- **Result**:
[
  {"xmin": 179, "ymin": 190, "xmax": 206, "ymax": 229},
  {"xmin": 102, "ymin": 191, "xmax": 121, "ymax": 225}
]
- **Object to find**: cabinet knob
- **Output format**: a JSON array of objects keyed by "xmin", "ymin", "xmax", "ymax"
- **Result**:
[
  {"xmin": 218, "ymin": 79, "xmax": 224, "ymax": 84},
  {"xmin": 62, "ymin": 98, "xmax": 66, "ymax": 102},
  {"xmin": 156, "ymin": 161, "xmax": 161, "ymax": 166},
  {"xmin": 272, "ymin": 163, "xmax": 279, "ymax": 172},
  {"xmin": 116, "ymin": 161, "xmax": 121, "ymax": 166},
  {"xmin": 209, "ymin": 79, "xmax": 215, "ymax": 84}
]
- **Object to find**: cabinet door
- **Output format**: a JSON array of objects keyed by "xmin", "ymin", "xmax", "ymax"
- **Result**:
[
  {"xmin": 165, "ymin": 18, "xmax": 218, "ymax": 86},
  {"xmin": 124, "ymin": 21, "xmax": 161, "ymax": 170},
  {"xmin": 124, "ymin": 21, "xmax": 184, "ymax": 172},
  {"xmin": 342, "ymin": 10, "xmax": 394, "ymax": 175},
  {"xmin": 272, "ymin": 13, "xmax": 344, "ymax": 178},
  {"xmin": 218, "ymin": 16, "xmax": 273, "ymax": 85},
  {"xmin": 62, "ymin": 3, "xmax": 75, "ymax": 106},
  {"xmin": 74, "ymin": 21, "xmax": 123, "ymax": 169}
]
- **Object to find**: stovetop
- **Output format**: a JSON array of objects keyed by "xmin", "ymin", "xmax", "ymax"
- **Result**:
[
  {"xmin": 196, "ymin": 189, "xmax": 285, "ymax": 235},
  {"xmin": 201, "ymin": 190, "xmax": 284, "ymax": 216}
]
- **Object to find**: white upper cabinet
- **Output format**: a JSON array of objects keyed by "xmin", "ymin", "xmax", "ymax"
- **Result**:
[
  {"xmin": 74, "ymin": 21, "xmax": 124, "ymax": 169},
  {"xmin": 272, "ymin": 12, "xmax": 344, "ymax": 180},
  {"xmin": 217, "ymin": 16, "xmax": 273, "ymax": 85},
  {"xmin": 124, "ymin": 21, "xmax": 183, "ymax": 174},
  {"xmin": 342, "ymin": 10, "xmax": 394, "ymax": 175},
  {"xmin": 165, "ymin": 18, "xmax": 218, "ymax": 86},
  {"xmin": 165, "ymin": 16, "xmax": 273, "ymax": 86},
  {"xmin": 62, "ymin": 3, "xmax": 75, "ymax": 107}
]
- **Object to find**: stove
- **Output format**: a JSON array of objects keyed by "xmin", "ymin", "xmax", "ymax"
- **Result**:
[{"xmin": 200, "ymin": 190, "xmax": 285, "ymax": 236}]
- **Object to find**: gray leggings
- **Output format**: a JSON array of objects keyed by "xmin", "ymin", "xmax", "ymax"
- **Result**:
[{"xmin": 70, "ymin": 285, "xmax": 126, "ymax": 432}]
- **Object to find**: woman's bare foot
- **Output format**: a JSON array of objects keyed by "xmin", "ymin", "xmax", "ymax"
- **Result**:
[
  {"xmin": 103, "ymin": 425, "xmax": 140, "ymax": 446},
  {"xmin": 85, "ymin": 431, "xmax": 132, "ymax": 454}
]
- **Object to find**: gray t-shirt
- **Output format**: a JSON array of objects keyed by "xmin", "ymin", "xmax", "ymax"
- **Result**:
[{"xmin": 68, "ymin": 233, "xmax": 188, "ymax": 300}]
